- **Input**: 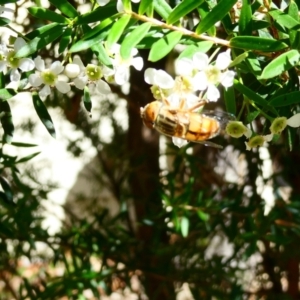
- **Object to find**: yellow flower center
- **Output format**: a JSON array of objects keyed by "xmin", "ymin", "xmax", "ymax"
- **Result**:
[
  {"xmin": 41, "ymin": 70, "xmax": 57, "ymax": 85},
  {"xmin": 205, "ymin": 65, "xmax": 220, "ymax": 84}
]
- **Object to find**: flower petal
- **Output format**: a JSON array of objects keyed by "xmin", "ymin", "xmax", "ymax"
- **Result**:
[
  {"xmin": 51, "ymin": 61, "xmax": 64, "ymax": 75},
  {"xmin": 144, "ymin": 68, "xmax": 156, "ymax": 85},
  {"xmin": 29, "ymin": 73, "xmax": 43, "ymax": 87},
  {"xmin": 96, "ymin": 79, "xmax": 111, "ymax": 95},
  {"xmin": 206, "ymin": 84, "xmax": 220, "ymax": 102},
  {"xmin": 220, "ymin": 70, "xmax": 235, "ymax": 88},
  {"xmin": 74, "ymin": 76, "xmax": 88, "ymax": 90},
  {"xmin": 73, "ymin": 55, "xmax": 86, "ymax": 72},
  {"xmin": 0, "ymin": 61, "xmax": 7, "ymax": 73},
  {"xmin": 117, "ymin": 0, "xmax": 124, "ymax": 12},
  {"xmin": 10, "ymin": 68, "xmax": 20, "ymax": 82},
  {"xmin": 193, "ymin": 52, "xmax": 209, "ymax": 70},
  {"xmin": 14, "ymin": 38, "xmax": 26, "ymax": 52},
  {"xmin": 287, "ymin": 113, "xmax": 300, "ymax": 127},
  {"xmin": 96, "ymin": 0, "xmax": 110, "ymax": 6},
  {"xmin": 19, "ymin": 58, "xmax": 35, "ymax": 72},
  {"xmin": 34, "ymin": 56, "xmax": 45, "ymax": 71},
  {"xmin": 172, "ymin": 137, "xmax": 188, "ymax": 148},
  {"xmin": 114, "ymin": 66, "xmax": 129, "ymax": 85},
  {"xmin": 39, "ymin": 85, "xmax": 51, "ymax": 100},
  {"xmin": 55, "ymin": 81, "xmax": 70, "ymax": 94},
  {"xmin": 175, "ymin": 58, "xmax": 193, "ymax": 76},
  {"xmin": 156, "ymin": 70, "xmax": 174, "ymax": 89},
  {"xmin": 216, "ymin": 49, "xmax": 231, "ymax": 70},
  {"xmin": 193, "ymin": 71, "xmax": 208, "ymax": 90},
  {"xmin": 131, "ymin": 56, "xmax": 143, "ymax": 71}
]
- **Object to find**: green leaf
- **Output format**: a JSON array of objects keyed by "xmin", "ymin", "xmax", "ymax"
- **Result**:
[
  {"xmin": 82, "ymin": 18, "xmax": 114, "ymax": 40},
  {"xmin": 288, "ymin": 1, "xmax": 300, "ymax": 48},
  {"xmin": 16, "ymin": 152, "xmax": 41, "ymax": 164},
  {"xmin": 28, "ymin": 7, "xmax": 69, "ymax": 23},
  {"xmin": 178, "ymin": 42, "xmax": 213, "ymax": 59},
  {"xmin": 69, "ymin": 23, "xmax": 112, "ymax": 52},
  {"xmin": 139, "ymin": 0, "xmax": 154, "ymax": 15},
  {"xmin": 0, "ymin": 100, "xmax": 14, "ymax": 143},
  {"xmin": 269, "ymin": 9, "xmax": 300, "ymax": 29},
  {"xmin": 76, "ymin": 4, "xmax": 118, "ymax": 25},
  {"xmin": 181, "ymin": 216, "xmax": 189, "ymax": 237},
  {"xmin": 91, "ymin": 43, "xmax": 112, "ymax": 66},
  {"xmin": 224, "ymin": 86, "xmax": 236, "ymax": 115},
  {"xmin": 167, "ymin": 0, "xmax": 204, "ymax": 25},
  {"xmin": 83, "ymin": 86, "xmax": 92, "ymax": 113},
  {"xmin": 0, "ymin": 89, "xmax": 16, "ymax": 101},
  {"xmin": 233, "ymin": 80, "xmax": 277, "ymax": 114},
  {"xmin": 260, "ymin": 50, "xmax": 300, "ymax": 80},
  {"xmin": 149, "ymin": 31, "xmax": 182, "ymax": 62},
  {"xmin": 32, "ymin": 94, "xmax": 56, "ymax": 138},
  {"xmin": 269, "ymin": 91, "xmax": 300, "ymax": 107},
  {"xmin": 196, "ymin": 0, "xmax": 237, "ymax": 34},
  {"xmin": 153, "ymin": 0, "xmax": 172, "ymax": 20},
  {"xmin": 0, "ymin": 176, "xmax": 13, "ymax": 204},
  {"xmin": 49, "ymin": 0, "xmax": 78, "ymax": 18},
  {"xmin": 197, "ymin": 2, "xmax": 216, "ymax": 36},
  {"xmin": 0, "ymin": 17, "xmax": 10, "ymax": 26},
  {"xmin": 121, "ymin": 22, "xmax": 152, "ymax": 60},
  {"xmin": 197, "ymin": 210, "xmax": 209, "ymax": 222},
  {"xmin": 230, "ymin": 36, "xmax": 288, "ymax": 52},
  {"xmin": 26, "ymin": 23, "xmax": 60, "ymax": 40},
  {"xmin": 239, "ymin": 0, "xmax": 252, "ymax": 35},
  {"xmin": 58, "ymin": 27, "xmax": 72, "ymax": 53},
  {"xmin": 229, "ymin": 51, "xmax": 249, "ymax": 68},
  {"xmin": 15, "ymin": 24, "xmax": 65, "ymax": 58},
  {"xmin": 106, "ymin": 15, "xmax": 131, "ymax": 50},
  {"xmin": 11, "ymin": 142, "xmax": 38, "ymax": 147},
  {"xmin": 246, "ymin": 110, "xmax": 260, "ymax": 123}
]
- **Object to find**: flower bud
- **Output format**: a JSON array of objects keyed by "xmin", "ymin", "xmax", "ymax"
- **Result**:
[{"xmin": 64, "ymin": 63, "xmax": 80, "ymax": 79}]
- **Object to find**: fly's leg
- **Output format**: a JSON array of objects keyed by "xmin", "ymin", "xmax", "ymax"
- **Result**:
[{"xmin": 187, "ymin": 100, "xmax": 207, "ymax": 112}]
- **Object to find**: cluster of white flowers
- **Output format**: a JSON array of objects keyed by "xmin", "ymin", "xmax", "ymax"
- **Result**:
[
  {"xmin": 144, "ymin": 50, "xmax": 235, "ymax": 147},
  {"xmin": 0, "ymin": 37, "xmax": 143, "ymax": 100}
]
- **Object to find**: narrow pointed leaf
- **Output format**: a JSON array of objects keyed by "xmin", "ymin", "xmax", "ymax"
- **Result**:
[
  {"xmin": 0, "ymin": 176, "xmax": 13, "ymax": 204},
  {"xmin": 239, "ymin": 0, "xmax": 252, "ymax": 35},
  {"xmin": 230, "ymin": 36, "xmax": 288, "ymax": 52},
  {"xmin": 167, "ymin": 0, "xmax": 204, "ymax": 25},
  {"xmin": 139, "ymin": 0, "xmax": 154, "ymax": 15},
  {"xmin": 32, "ymin": 94, "xmax": 56, "ymax": 138},
  {"xmin": 269, "ymin": 9, "xmax": 300, "ymax": 29},
  {"xmin": 234, "ymin": 80, "xmax": 277, "ymax": 114},
  {"xmin": 0, "ymin": 89, "xmax": 16, "ymax": 101},
  {"xmin": 106, "ymin": 15, "xmax": 131, "ymax": 49},
  {"xmin": 16, "ymin": 152, "xmax": 41, "ymax": 163},
  {"xmin": 269, "ymin": 91, "xmax": 300, "ymax": 107},
  {"xmin": 58, "ymin": 27, "xmax": 72, "ymax": 53},
  {"xmin": 11, "ymin": 142, "xmax": 38, "ymax": 147},
  {"xmin": 49, "ymin": 0, "xmax": 78, "ymax": 18},
  {"xmin": 260, "ymin": 50, "xmax": 299, "ymax": 80},
  {"xmin": 153, "ymin": 0, "xmax": 172, "ymax": 20},
  {"xmin": 178, "ymin": 42, "xmax": 213, "ymax": 59},
  {"xmin": 28, "ymin": 7, "xmax": 69, "ymax": 23},
  {"xmin": 121, "ymin": 22, "xmax": 152, "ymax": 60},
  {"xmin": 0, "ymin": 100, "xmax": 14, "ymax": 143},
  {"xmin": 0, "ymin": 17, "xmax": 10, "ymax": 26},
  {"xmin": 149, "ymin": 31, "xmax": 182, "ymax": 62},
  {"xmin": 76, "ymin": 4, "xmax": 118, "ymax": 25},
  {"xmin": 197, "ymin": 2, "xmax": 216, "ymax": 36},
  {"xmin": 91, "ymin": 43, "xmax": 112, "ymax": 66},
  {"xmin": 26, "ymin": 23, "xmax": 61, "ymax": 40},
  {"xmin": 15, "ymin": 24, "xmax": 65, "ymax": 58},
  {"xmin": 224, "ymin": 86, "xmax": 236, "ymax": 115},
  {"xmin": 83, "ymin": 86, "xmax": 92, "ymax": 113},
  {"xmin": 196, "ymin": 0, "xmax": 237, "ymax": 34},
  {"xmin": 69, "ymin": 23, "xmax": 112, "ymax": 52}
]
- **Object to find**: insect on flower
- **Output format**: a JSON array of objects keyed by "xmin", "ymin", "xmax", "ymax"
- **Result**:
[{"xmin": 140, "ymin": 98, "xmax": 235, "ymax": 149}]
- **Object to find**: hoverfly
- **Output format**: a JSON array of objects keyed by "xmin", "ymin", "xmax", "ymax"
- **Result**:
[{"xmin": 140, "ymin": 98, "xmax": 235, "ymax": 149}]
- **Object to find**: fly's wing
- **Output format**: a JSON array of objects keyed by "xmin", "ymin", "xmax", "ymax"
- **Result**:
[
  {"xmin": 193, "ymin": 139, "xmax": 223, "ymax": 149},
  {"xmin": 201, "ymin": 110, "xmax": 236, "ymax": 130}
]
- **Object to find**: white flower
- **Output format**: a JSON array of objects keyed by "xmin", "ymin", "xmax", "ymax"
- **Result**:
[
  {"xmin": 270, "ymin": 114, "xmax": 300, "ymax": 135},
  {"xmin": 245, "ymin": 134, "xmax": 273, "ymax": 151},
  {"xmin": 192, "ymin": 50, "xmax": 235, "ymax": 102},
  {"xmin": 96, "ymin": 0, "xmax": 110, "ymax": 6},
  {"xmin": 0, "ymin": 38, "xmax": 35, "ymax": 82},
  {"xmin": 144, "ymin": 68, "xmax": 175, "ymax": 89},
  {"xmin": 70, "ymin": 56, "xmax": 111, "ymax": 95},
  {"xmin": 111, "ymin": 44, "xmax": 143, "ymax": 85},
  {"xmin": 29, "ymin": 56, "xmax": 70, "ymax": 100},
  {"xmin": 117, "ymin": 0, "xmax": 140, "ymax": 12}
]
